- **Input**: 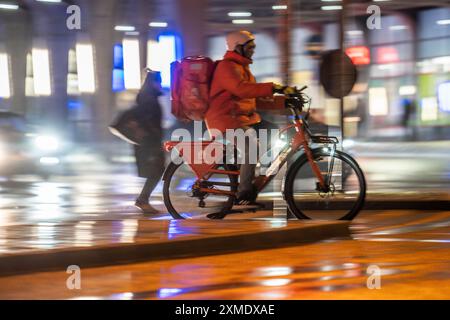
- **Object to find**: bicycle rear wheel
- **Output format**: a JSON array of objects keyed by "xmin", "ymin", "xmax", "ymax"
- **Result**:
[
  {"xmin": 284, "ymin": 149, "xmax": 366, "ymax": 220},
  {"xmin": 163, "ymin": 161, "xmax": 238, "ymax": 219}
]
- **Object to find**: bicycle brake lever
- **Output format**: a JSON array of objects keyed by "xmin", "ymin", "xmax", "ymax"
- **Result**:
[{"xmin": 298, "ymin": 85, "xmax": 308, "ymax": 92}]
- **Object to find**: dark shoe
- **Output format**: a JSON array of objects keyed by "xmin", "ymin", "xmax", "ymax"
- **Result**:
[
  {"xmin": 135, "ymin": 201, "xmax": 160, "ymax": 214},
  {"xmin": 235, "ymin": 186, "xmax": 258, "ymax": 205}
]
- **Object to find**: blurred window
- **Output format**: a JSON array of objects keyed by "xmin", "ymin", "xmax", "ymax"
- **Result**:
[
  {"xmin": 369, "ymin": 88, "xmax": 389, "ymax": 116},
  {"xmin": 418, "ymin": 39, "xmax": 450, "ymax": 59},
  {"xmin": 67, "ymin": 49, "xmax": 80, "ymax": 95},
  {"xmin": 418, "ymin": 8, "xmax": 450, "ymax": 40},
  {"xmin": 368, "ymin": 15, "xmax": 413, "ymax": 45},
  {"xmin": 437, "ymin": 82, "xmax": 450, "ymax": 112},
  {"xmin": 157, "ymin": 35, "xmax": 176, "ymax": 88}
]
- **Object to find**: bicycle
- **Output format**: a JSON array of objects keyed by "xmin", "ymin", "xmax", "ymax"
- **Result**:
[{"xmin": 162, "ymin": 86, "xmax": 366, "ymax": 220}]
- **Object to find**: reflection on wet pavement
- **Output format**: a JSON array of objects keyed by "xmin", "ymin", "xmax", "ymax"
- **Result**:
[
  {"xmin": 0, "ymin": 210, "xmax": 449, "ymax": 299},
  {"xmin": 0, "ymin": 154, "xmax": 449, "ymax": 299},
  {"xmin": 0, "ymin": 217, "xmax": 324, "ymax": 256},
  {"xmin": 100, "ymin": 263, "xmax": 406, "ymax": 300},
  {"xmin": 0, "ymin": 174, "xmax": 162, "ymax": 227}
]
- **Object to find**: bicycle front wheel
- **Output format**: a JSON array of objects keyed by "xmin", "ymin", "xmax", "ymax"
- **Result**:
[{"xmin": 284, "ymin": 149, "xmax": 366, "ymax": 220}]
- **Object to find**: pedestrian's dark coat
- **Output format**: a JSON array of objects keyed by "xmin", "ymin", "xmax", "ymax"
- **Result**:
[{"xmin": 133, "ymin": 89, "xmax": 165, "ymax": 178}]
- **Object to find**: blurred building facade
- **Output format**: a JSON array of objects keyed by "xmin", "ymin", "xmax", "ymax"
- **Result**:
[
  {"xmin": 208, "ymin": 7, "xmax": 450, "ymax": 141},
  {"xmin": 0, "ymin": 1, "xmax": 449, "ymax": 145},
  {"xmin": 0, "ymin": 0, "xmax": 207, "ymax": 145}
]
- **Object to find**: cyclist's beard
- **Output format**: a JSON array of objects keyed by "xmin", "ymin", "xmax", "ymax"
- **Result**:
[
  {"xmin": 235, "ymin": 46, "xmax": 253, "ymax": 61},
  {"xmin": 244, "ymin": 51, "xmax": 253, "ymax": 60}
]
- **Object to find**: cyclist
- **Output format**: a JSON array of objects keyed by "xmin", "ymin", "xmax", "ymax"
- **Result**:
[{"xmin": 205, "ymin": 30, "xmax": 295, "ymax": 205}]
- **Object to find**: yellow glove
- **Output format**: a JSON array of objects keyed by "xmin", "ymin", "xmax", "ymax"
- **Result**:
[
  {"xmin": 273, "ymin": 83, "xmax": 284, "ymax": 93},
  {"xmin": 273, "ymin": 83, "xmax": 297, "ymax": 95},
  {"xmin": 283, "ymin": 86, "xmax": 297, "ymax": 94}
]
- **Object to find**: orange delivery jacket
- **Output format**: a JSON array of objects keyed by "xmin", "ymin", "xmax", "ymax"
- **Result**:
[{"xmin": 205, "ymin": 51, "xmax": 284, "ymax": 134}]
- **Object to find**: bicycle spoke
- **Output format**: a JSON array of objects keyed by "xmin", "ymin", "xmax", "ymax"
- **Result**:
[
  {"xmin": 285, "ymin": 150, "xmax": 365, "ymax": 220},
  {"xmin": 164, "ymin": 163, "xmax": 237, "ymax": 219}
]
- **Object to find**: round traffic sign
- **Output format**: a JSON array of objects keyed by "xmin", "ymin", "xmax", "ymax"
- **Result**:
[{"xmin": 320, "ymin": 49, "xmax": 357, "ymax": 99}]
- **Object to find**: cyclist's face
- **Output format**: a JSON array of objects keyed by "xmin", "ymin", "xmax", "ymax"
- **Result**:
[{"xmin": 243, "ymin": 40, "xmax": 256, "ymax": 59}]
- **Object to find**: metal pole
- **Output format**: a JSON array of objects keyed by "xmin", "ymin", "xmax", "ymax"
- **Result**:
[
  {"xmin": 280, "ymin": 0, "xmax": 292, "ymax": 85},
  {"xmin": 337, "ymin": 0, "xmax": 348, "ymax": 190},
  {"xmin": 339, "ymin": 0, "xmax": 347, "ymax": 148},
  {"xmin": 274, "ymin": 0, "xmax": 293, "ymax": 219}
]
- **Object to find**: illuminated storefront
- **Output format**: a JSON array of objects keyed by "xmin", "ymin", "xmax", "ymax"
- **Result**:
[{"xmin": 416, "ymin": 8, "xmax": 450, "ymax": 135}]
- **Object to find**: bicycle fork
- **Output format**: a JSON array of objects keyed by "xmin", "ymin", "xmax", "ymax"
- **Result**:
[
  {"xmin": 296, "ymin": 125, "xmax": 331, "ymax": 193},
  {"xmin": 326, "ymin": 144, "xmax": 336, "ymax": 186}
]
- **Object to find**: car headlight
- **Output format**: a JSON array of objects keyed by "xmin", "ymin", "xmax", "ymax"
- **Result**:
[
  {"xmin": 39, "ymin": 157, "xmax": 60, "ymax": 165},
  {"xmin": 35, "ymin": 135, "xmax": 59, "ymax": 151}
]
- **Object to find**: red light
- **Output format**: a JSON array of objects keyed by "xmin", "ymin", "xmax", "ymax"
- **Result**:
[
  {"xmin": 377, "ymin": 47, "xmax": 399, "ymax": 64},
  {"xmin": 345, "ymin": 46, "xmax": 370, "ymax": 65}
]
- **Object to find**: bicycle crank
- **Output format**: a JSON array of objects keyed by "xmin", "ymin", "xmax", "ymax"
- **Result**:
[{"xmin": 317, "ymin": 182, "xmax": 335, "ymax": 198}]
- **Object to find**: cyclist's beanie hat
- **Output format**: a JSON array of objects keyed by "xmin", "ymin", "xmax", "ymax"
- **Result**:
[{"xmin": 226, "ymin": 30, "xmax": 255, "ymax": 51}]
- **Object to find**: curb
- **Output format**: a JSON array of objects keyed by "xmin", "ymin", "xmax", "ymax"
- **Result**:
[
  {"xmin": 362, "ymin": 201, "xmax": 450, "ymax": 210},
  {"xmin": 0, "ymin": 221, "xmax": 349, "ymax": 277},
  {"xmin": 257, "ymin": 196, "xmax": 449, "ymax": 211},
  {"xmin": 259, "ymin": 201, "xmax": 449, "ymax": 211}
]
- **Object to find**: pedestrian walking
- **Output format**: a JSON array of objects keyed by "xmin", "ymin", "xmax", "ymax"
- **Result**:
[{"xmin": 133, "ymin": 70, "xmax": 165, "ymax": 213}]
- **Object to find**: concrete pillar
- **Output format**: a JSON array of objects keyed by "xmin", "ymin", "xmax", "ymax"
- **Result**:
[
  {"xmin": 279, "ymin": 0, "xmax": 292, "ymax": 85},
  {"xmin": 83, "ymin": 0, "xmax": 118, "ymax": 142},
  {"xmin": 172, "ymin": 0, "xmax": 207, "ymax": 57},
  {"xmin": 0, "ymin": 9, "xmax": 30, "ymax": 114},
  {"xmin": 29, "ymin": 3, "xmax": 72, "ymax": 131}
]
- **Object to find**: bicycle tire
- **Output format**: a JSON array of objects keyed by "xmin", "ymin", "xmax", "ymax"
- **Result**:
[
  {"xmin": 284, "ymin": 148, "xmax": 366, "ymax": 220},
  {"xmin": 163, "ymin": 161, "xmax": 238, "ymax": 219}
]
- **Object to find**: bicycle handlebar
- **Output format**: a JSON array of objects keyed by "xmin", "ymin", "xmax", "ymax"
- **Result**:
[
  {"xmin": 297, "ymin": 85, "xmax": 308, "ymax": 92},
  {"xmin": 284, "ymin": 86, "xmax": 311, "ymax": 120}
]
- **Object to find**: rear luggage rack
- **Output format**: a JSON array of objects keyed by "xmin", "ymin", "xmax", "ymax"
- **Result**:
[{"xmin": 310, "ymin": 135, "xmax": 339, "ymax": 144}]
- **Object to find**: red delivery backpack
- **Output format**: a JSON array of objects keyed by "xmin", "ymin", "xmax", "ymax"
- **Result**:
[{"xmin": 170, "ymin": 56, "xmax": 219, "ymax": 122}]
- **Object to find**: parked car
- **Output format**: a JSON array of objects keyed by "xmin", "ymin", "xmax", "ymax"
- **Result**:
[{"xmin": 0, "ymin": 111, "xmax": 66, "ymax": 178}]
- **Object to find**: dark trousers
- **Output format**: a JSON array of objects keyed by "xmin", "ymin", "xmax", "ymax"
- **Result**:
[
  {"xmin": 237, "ymin": 119, "xmax": 278, "ymax": 197},
  {"xmin": 137, "ymin": 176, "xmax": 161, "ymax": 203},
  {"xmin": 134, "ymin": 142, "xmax": 165, "ymax": 203}
]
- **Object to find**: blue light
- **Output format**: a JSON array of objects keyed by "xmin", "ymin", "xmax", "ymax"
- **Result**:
[
  {"xmin": 157, "ymin": 288, "xmax": 182, "ymax": 299},
  {"xmin": 67, "ymin": 100, "xmax": 82, "ymax": 110},
  {"xmin": 158, "ymin": 35, "xmax": 177, "ymax": 88},
  {"xmin": 437, "ymin": 81, "xmax": 450, "ymax": 112},
  {"xmin": 176, "ymin": 178, "xmax": 196, "ymax": 191},
  {"xmin": 113, "ymin": 44, "xmax": 124, "ymax": 69},
  {"xmin": 112, "ymin": 69, "xmax": 125, "ymax": 92},
  {"xmin": 112, "ymin": 44, "xmax": 125, "ymax": 92}
]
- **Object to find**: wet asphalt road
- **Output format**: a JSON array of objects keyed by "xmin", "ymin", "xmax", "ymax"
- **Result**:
[
  {"xmin": 0, "ymin": 140, "xmax": 449, "ymax": 226},
  {"xmin": 0, "ymin": 141, "xmax": 448, "ymax": 299},
  {"xmin": 0, "ymin": 209, "xmax": 449, "ymax": 299}
]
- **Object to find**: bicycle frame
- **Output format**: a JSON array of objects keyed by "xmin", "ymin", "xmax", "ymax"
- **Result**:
[
  {"xmin": 164, "ymin": 112, "xmax": 337, "ymax": 198},
  {"xmin": 252, "ymin": 112, "xmax": 332, "ymax": 193}
]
